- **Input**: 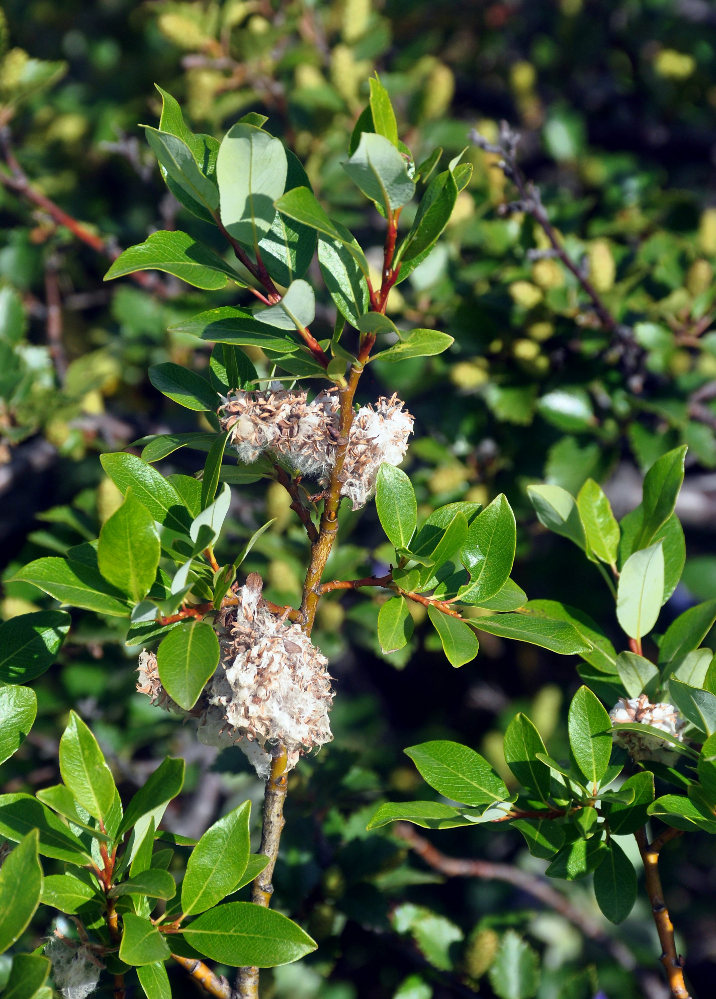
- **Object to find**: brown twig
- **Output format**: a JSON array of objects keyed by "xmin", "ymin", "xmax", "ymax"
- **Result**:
[
  {"xmin": 395, "ymin": 823, "xmax": 638, "ymax": 973},
  {"xmin": 273, "ymin": 464, "xmax": 319, "ymax": 542},
  {"xmin": 635, "ymin": 826, "xmax": 691, "ymax": 999},
  {"xmin": 44, "ymin": 253, "xmax": 67, "ymax": 383},
  {"xmin": 172, "ymin": 954, "xmax": 234, "ymax": 999}
]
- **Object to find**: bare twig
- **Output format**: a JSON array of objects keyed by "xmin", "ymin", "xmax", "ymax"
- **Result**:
[
  {"xmin": 44, "ymin": 252, "xmax": 67, "ymax": 383},
  {"xmin": 635, "ymin": 826, "xmax": 691, "ymax": 999},
  {"xmin": 172, "ymin": 954, "xmax": 235, "ymax": 998},
  {"xmin": 273, "ymin": 464, "xmax": 319, "ymax": 543}
]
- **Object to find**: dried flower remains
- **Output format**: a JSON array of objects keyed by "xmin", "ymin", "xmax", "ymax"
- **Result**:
[
  {"xmin": 609, "ymin": 694, "xmax": 686, "ymax": 762},
  {"xmin": 219, "ymin": 388, "xmax": 413, "ymax": 509}
]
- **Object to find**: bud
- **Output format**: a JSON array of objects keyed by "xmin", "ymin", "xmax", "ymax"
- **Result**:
[
  {"xmin": 509, "ymin": 281, "xmax": 543, "ymax": 309},
  {"xmin": 45, "ymin": 936, "xmax": 102, "ymax": 999},
  {"xmin": 588, "ymin": 239, "xmax": 616, "ymax": 292},
  {"xmin": 609, "ymin": 695, "xmax": 686, "ymax": 762},
  {"xmin": 463, "ymin": 926, "xmax": 500, "ymax": 980}
]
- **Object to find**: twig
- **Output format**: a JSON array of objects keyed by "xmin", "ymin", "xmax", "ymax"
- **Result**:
[
  {"xmin": 44, "ymin": 253, "xmax": 67, "ymax": 383},
  {"xmin": 395, "ymin": 823, "xmax": 638, "ymax": 972},
  {"xmin": 273, "ymin": 464, "xmax": 319, "ymax": 542},
  {"xmin": 635, "ymin": 826, "xmax": 691, "ymax": 999},
  {"xmin": 172, "ymin": 954, "xmax": 234, "ymax": 999}
]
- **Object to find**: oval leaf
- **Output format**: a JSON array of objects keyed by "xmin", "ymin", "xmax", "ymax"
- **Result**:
[
  {"xmin": 59, "ymin": 711, "xmax": 117, "ymax": 824},
  {"xmin": 567, "ymin": 686, "xmax": 612, "ymax": 785},
  {"xmin": 427, "ymin": 607, "xmax": 479, "ymax": 667},
  {"xmin": 616, "ymin": 543, "xmax": 664, "ymax": 640},
  {"xmin": 405, "ymin": 740, "xmax": 508, "ymax": 806},
  {"xmin": 0, "ymin": 611, "xmax": 71, "ymax": 684},
  {"xmin": 183, "ymin": 901, "xmax": 316, "ymax": 967},
  {"xmin": 182, "ymin": 800, "xmax": 251, "ymax": 916},
  {"xmin": 0, "ymin": 685, "xmax": 36, "ymax": 766},
  {"xmin": 0, "ymin": 830, "xmax": 42, "ymax": 953},
  {"xmin": 157, "ymin": 620, "xmax": 220, "ymax": 710},
  {"xmin": 376, "ymin": 464, "xmax": 417, "ymax": 549},
  {"xmin": 98, "ymin": 491, "xmax": 160, "ymax": 603}
]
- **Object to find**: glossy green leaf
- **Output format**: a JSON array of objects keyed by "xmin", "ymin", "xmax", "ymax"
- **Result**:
[
  {"xmin": 593, "ymin": 840, "xmax": 637, "ymax": 923},
  {"xmin": 616, "ymin": 652, "xmax": 659, "ymax": 698},
  {"xmin": 568, "ymin": 686, "xmax": 612, "ymax": 784},
  {"xmin": 405, "ymin": 740, "xmax": 508, "ymax": 806},
  {"xmin": 671, "ymin": 648, "xmax": 713, "ymax": 688},
  {"xmin": 410, "ymin": 512, "xmax": 468, "ymax": 566},
  {"xmin": 366, "ymin": 800, "xmax": 468, "ymax": 830},
  {"xmin": 376, "ymin": 464, "xmax": 417, "ymax": 549},
  {"xmin": 476, "ymin": 578, "xmax": 528, "ymax": 611},
  {"xmin": 512, "ymin": 819, "xmax": 565, "ymax": 859},
  {"xmin": 0, "ymin": 611, "xmax": 71, "ymax": 683},
  {"xmin": 503, "ymin": 713, "xmax": 551, "ymax": 802},
  {"xmin": 110, "ymin": 869, "xmax": 176, "ymax": 899},
  {"xmin": 36, "ymin": 784, "xmax": 111, "ymax": 841},
  {"xmin": 98, "ymin": 491, "xmax": 160, "ymax": 603},
  {"xmin": 137, "ymin": 432, "xmax": 216, "ymax": 463},
  {"xmin": 148, "ymin": 363, "xmax": 220, "ymax": 412},
  {"xmin": 659, "ymin": 599, "xmax": 716, "ymax": 670},
  {"xmin": 155, "ymin": 86, "xmax": 216, "ymax": 168},
  {"xmin": 368, "ymin": 75, "xmax": 399, "ymax": 146},
  {"xmin": 0, "ymin": 685, "xmax": 36, "ymax": 766},
  {"xmin": 12, "ymin": 555, "xmax": 130, "ymax": 618},
  {"xmin": 100, "ymin": 452, "xmax": 192, "ymax": 537},
  {"xmin": 392, "ymin": 903, "xmax": 463, "ymax": 972},
  {"xmin": 255, "ymin": 279, "xmax": 315, "ymax": 331},
  {"xmin": 105, "ymin": 230, "xmax": 242, "ymax": 289},
  {"xmin": 41, "ymin": 873, "xmax": 101, "ymax": 914},
  {"xmin": 648, "ymin": 794, "xmax": 716, "ymax": 833},
  {"xmin": 190, "ymin": 482, "xmax": 230, "ymax": 547},
  {"xmin": 217, "ymin": 123, "xmax": 287, "ymax": 247},
  {"xmin": 183, "ymin": 901, "xmax": 316, "ymax": 967},
  {"xmin": 0, "ymin": 793, "xmax": 92, "ymax": 864},
  {"xmin": 537, "ymin": 387, "xmax": 594, "ymax": 433},
  {"xmin": 118, "ymin": 757, "xmax": 185, "ymax": 838},
  {"xmin": 620, "ymin": 511, "xmax": 684, "ymax": 602},
  {"xmin": 458, "ymin": 494, "xmax": 516, "ymax": 604},
  {"xmin": 275, "ymin": 187, "xmax": 370, "ymax": 276},
  {"xmin": 144, "ymin": 127, "xmax": 218, "ymax": 213},
  {"xmin": 525, "ymin": 600, "xmax": 616, "ymax": 673},
  {"xmin": 2, "ymin": 953, "xmax": 50, "ymax": 999},
  {"xmin": 317, "ymin": 235, "xmax": 369, "ymax": 326},
  {"xmin": 232, "ymin": 854, "xmax": 270, "ymax": 893},
  {"xmin": 378, "ymin": 597, "xmax": 414, "ymax": 654},
  {"xmin": 635, "ymin": 445, "xmax": 687, "ymax": 550},
  {"xmin": 137, "ymin": 961, "xmax": 171, "ymax": 999},
  {"xmin": 546, "ymin": 836, "xmax": 606, "ymax": 880},
  {"xmin": 157, "ymin": 620, "xmax": 220, "ymax": 710},
  {"xmin": 397, "ymin": 167, "xmax": 458, "ymax": 266},
  {"xmin": 616, "ymin": 543, "xmax": 664, "ymax": 639},
  {"xmin": 669, "ymin": 678, "xmax": 716, "ymax": 736},
  {"xmin": 209, "ymin": 342, "xmax": 257, "ymax": 394},
  {"xmin": 0, "ymin": 831, "xmax": 42, "ymax": 953},
  {"xmin": 200, "ymin": 434, "xmax": 228, "ymax": 511},
  {"xmin": 605, "ymin": 771, "xmax": 654, "ymax": 834},
  {"xmin": 697, "ymin": 733, "xmax": 716, "ymax": 805},
  {"xmin": 527, "ymin": 483, "xmax": 586, "ymax": 550},
  {"xmin": 374, "ymin": 328, "xmax": 454, "ymax": 363},
  {"xmin": 427, "ymin": 607, "xmax": 479, "ymax": 667},
  {"xmin": 343, "ymin": 132, "xmax": 415, "ymax": 211},
  {"xmin": 472, "ymin": 611, "xmax": 591, "ymax": 654},
  {"xmin": 577, "ymin": 478, "xmax": 619, "ymax": 565},
  {"xmin": 120, "ymin": 913, "xmax": 171, "ymax": 966},
  {"xmin": 488, "ymin": 930, "xmax": 540, "ymax": 999},
  {"xmin": 182, "ymin": 800, "xmax": 251, "ymax": 916},
  {"xmin": 170, "ymin": 307, "xmax": 300, "ymax": 352},
  {"xmin": 59, "ymin": 711, "xmax": 117, "ymax": 823},
  {"xmin": 258, "ymin": 151, "xmax": 317, "ymax": 287}
]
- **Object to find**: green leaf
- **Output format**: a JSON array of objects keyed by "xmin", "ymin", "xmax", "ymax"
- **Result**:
[
  {"xmin": 182, "ymin": 901, "xmax": 316, "ymax": 967},
  {"xmin": 648, "ymin": 793, "xmax": 716, "ymax": 833},
  {"xmin": 157, "ymin": 620, "xmax": 220, "ymax": 710},
  {"xmin": 105, "ymin": 230, "xmax": 243, "ymax": 289},
  {"xmin": 217, "ymin": 123, "xmax": 287, "ymax": 247},
  {"xmin": 635, "ymin": 445, "xmax": 687, "ymax": 550},
  {"xmin": 182, "ymin": 800, "xmax": 251, "ymax": 916},
  {"xmin": 110, "ymin": 869, "xmax": 176, "ymax": 899},
  {"xmin": 36, "ymin": 784, "xmax": 111, "ymax": 841},
  {"xmin": 2, "ymin": 953, "xmax": 50, "ymax": 999},
  {"xmin": 378, "ymin": 597, "xmax": 414, "ymax": 653},
  {"xmin": 374, "ymin": 328, "xmax": 454, "ymax": 363},
  {"xmin": 0, "ymin": 685, "xmax": 36, "ymax": 766},
  {"xmin": 620, "ymin": 511, "xmax": 684, "ymax": 602},
  {"xmin": 101, "ymin": 453, "xmax": 192, "ymax": 538},
  {"xmin": 120, "ymin": 913, "xmax": 171, "ymax": 967},
  {"xmin": 149, "ymin": 363, "xmax": 220, "ymax": 412},
  {"xmin": 525, "ymin": 600, "xmax": 616, "ymax": 674},
  {"xmin": 458, "ymin": 495, "xmax": 516, "ymax": 604},
  {"xmin": 410, "ymin": 512, "xmax": 468, "ymax": 566},
  {"xmin": 527, "ymin": 484, "xmax": 586, "ymax": 550},
  {"xmin": 593, "ymin": 840, "xmax": 637, "ymax": 923},
  {"xmin": 170, "ymin": 307, "xmax": 300, "ymax": 352},
  {"xmin": 366, "ymin": 800, "xmax": 468, "ymax": 831},
  {"xmin": 12, "ymin": 555, "xmax": 130, "ymax": 618},
  {"xmin": 144, "ymin": 127, "xmax": 219, "ymax": 214},
  {"xmin": 605, "ymin": 771, "xmax": 654, "ymax": 834},
  {"xmin": 392, "ymin": 903, "xmax": 463, "ymax": 972},
  {"xmin": 503, "ymin": 713, "xmax": 551, "ymax": 802},
  {"xmin": 200, "ymin": 434, "xmax": 229, "ymax": 511},
  {"xmin": 546, "ymin": 836, "xmax": 606, "ymax": 880},
  {"xmin": 276, "ymin": 187, "xmax": 370, "ymax": 276},
  {"xmin": 397, "ymin": 167, "xmax": 458, "ymax": 267},
  {"xmin": 41, "ymin": 873, "xmax": 101, "ymax": 914},
  {"xmin": 405, "ymin": 740, "xmax": 508, "ymax": 807},
  {"xmin": 0, "ymin": 793, "xmax": 91, "ymax": 864},
  {"xmin": 568, "ymin": 686, "xmax": 612, "ymax": 784},
  {"xmin": 0, "ymin": 831, "xmax": 42, "ymax": 953},
  {"xmin": 671, "ymin": 648, "xmax": 713, "ymax": 689},
  {"xmin": 472, "ymin": 611, "xmax": 591, "ymax": 655},
  {"xmin": 488, "ymin": 930, "xmax": 540, "ymax": 999},
  {"xmin": 616, "ymin": 652, "xmax": 659, "ymax": 698},
  {"xmin": 138, "ymin": 432, "xmax": 218, "ymax": 463},
  {"xmin": 537, "ymin": 388, "xmax": 594, "ymax": 433},
  {"xmin": 258, "ymin": 151, "xmax": 317, "ymax": 287},
  {"xmin": 255, "ymin": 279, "xmax": 315, "ymax": 331},
  {"xmin": 477, "ymin": 578, "xmax": 527, "ymax": 611},
  {"xmin": 659, "ymin": 599, "xmax": 716, "ymax": 670},
  {"xmin": 98, "ymin": 491, "xmax": 160, "ymax": 603},
  {"xmin": 669, "ymin": 678, "xmax": 716, "ymax": 736},
  {"xmin": 0, "ymin": 611, "xmax": 71, "ymax": 684},
  {"xmin": 59, "ymin": 711, "xmax": 117, "ymax": 824},
  {"xmin": 376, "ymin": 464, "xmax": 417, "ymax": 548},
  {"xmin": 427, "ymin": 607, "xmax": 479, "ymax": 667},
  {"xmin": 343, "ymin": 132, "xmax": 415, "ymax": 212},
  {"xmin": 137, "ymin": 961, "xmax": 171, "ymax": 999},
  {"xmin": 317, "ymin": 236, "xmax": 369, "ymax": 326},
  {"xmin": 368, "ymin": 75, "xmax": 399, "ymax": 146},
  {"xmin": 697, "ymin": 733, "xmax": 716, "ymax": 805},
  {"xmin": 118, "ymin": 757, "xmax": 184, "ymax": 838},
  {"xmin": 616, "ymin": 543, "xmax": 664, "ymax": 639},
  {"xmin": 210, "ymin": 343, "xmax": 258, "ymax": 394},
  {"xmin": 577, "ymin": 478, "xmax": 619, "ymax": 566},
  {"xmin": 512, "ymin": 818, "xmax": 565, "ymax": 859}
]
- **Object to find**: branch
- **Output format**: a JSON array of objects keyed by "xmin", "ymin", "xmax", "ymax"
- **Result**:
[
  {"xmin": 172, "ymin": 954, "xmax": 234, "ymax": 999},
  {"xmin": 44, "ymin": 253, "xmax": 67, "ymax": 383},
  {"xmin": 395, "ymin": 823, "xmax": 638, "ymax": 973},
  {"xmin": 273, "ymin": 464, "xmax": 319, "ymax": 543},
  {"xmin": 635, "ymin": 826, "xmax": 691, "ymax": 999}
]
